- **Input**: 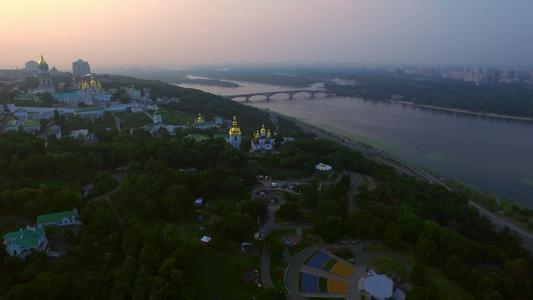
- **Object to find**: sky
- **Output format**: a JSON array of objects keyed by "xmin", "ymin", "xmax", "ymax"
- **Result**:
[{"xmin": 1, "ymin": 0, "xmax": 532, "ymax": 71}]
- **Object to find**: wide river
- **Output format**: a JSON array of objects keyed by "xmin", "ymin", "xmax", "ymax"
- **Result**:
[{"xmin": 177, "ymin": 80, "xmax": 533, "ymax": 208}]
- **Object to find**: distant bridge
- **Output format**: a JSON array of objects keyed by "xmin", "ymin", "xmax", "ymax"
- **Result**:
[{"xmin": 222, "ymin": 89, "xmax": 334, "ymax": 102}]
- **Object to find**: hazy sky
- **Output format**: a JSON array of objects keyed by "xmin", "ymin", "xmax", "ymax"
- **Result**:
[{"xmin": 2, "ymin": 0, "xmax": 532, "ymax": 70}]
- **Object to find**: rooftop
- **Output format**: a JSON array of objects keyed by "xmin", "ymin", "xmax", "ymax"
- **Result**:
[
  {"xmin": 36, "ymin": 210, "xmax": 77, "ymax": 225},
  {"xmin": 3, "ymin": 228, "xmax": 45, "ymax": 249}
]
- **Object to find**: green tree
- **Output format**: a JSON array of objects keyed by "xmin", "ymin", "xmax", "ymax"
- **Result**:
[
  {"xmin": 265, "ymin": 233, "xmax": 283, "ymax": 253},
  {"xmin": 257, "ymin": 287, "xmax": 287, "ymax": 300},
  {"xmin": 415, "ymin": 238, "xmax": 439, "ymax": 265},
  {"xmin": 503, "ymin": 257, "xmax": 531, "ymax": 284},
  {"xmin": 382, "ymin": 222, "xmax": 404, "ymax": 251},
  {"xmin": 410, "ymin": 264, "xmax": 428, "ymax": 286},
  {"xmin": 278, "ymin": 201, "xmax": 299, "ymax": 220},
  {"xmin": 314, "ymin": 215, "xmax": 344, "ymax": 243}
]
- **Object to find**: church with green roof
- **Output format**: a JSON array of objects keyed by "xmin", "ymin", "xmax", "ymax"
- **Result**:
[{"xmin": 3, "ymin": 227, "xmax": 48, "ymax": 260}]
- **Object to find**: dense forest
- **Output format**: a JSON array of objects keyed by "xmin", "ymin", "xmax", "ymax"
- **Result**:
[
  {"xmin": 0, "ymin": 75, "xmax": 531, "ymax": 299},
  {"xmin": 325, "ymin": 73, "xmax": 533, "ymax": 119}
]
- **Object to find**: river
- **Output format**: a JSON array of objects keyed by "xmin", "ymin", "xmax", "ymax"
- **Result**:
[{"xmin": 176, "ymin": 80, "xmax": 533, "ymax": 208}]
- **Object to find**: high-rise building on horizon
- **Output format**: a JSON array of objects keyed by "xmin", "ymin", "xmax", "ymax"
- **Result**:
[
  {"xmin": 25, "ymin": 60, "xmax": 39, "ymax": 73},
  {"xmin": 72, "ymin": 59, "xmax": 91, "ymax": 77},
  {"xmin": 38, "ymin": 55, "xmax": 55, "ymax": 93}
]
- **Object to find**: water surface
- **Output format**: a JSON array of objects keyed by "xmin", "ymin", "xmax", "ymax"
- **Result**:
[{"xmin": 177, "ymin": 81, "xmax": 533, "ymax": 207}]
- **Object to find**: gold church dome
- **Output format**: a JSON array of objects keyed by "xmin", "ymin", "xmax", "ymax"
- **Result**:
[
  {"xmin": 38, "ymin": 55, "xmax": 47, "ymax": 65},
  {"xmin": 229, "ymin": 116, "xmax": 241, "ymax": 135},
  {"xmin": 90, "ymin": 76, "xmax": 96, "ymax": 86}
]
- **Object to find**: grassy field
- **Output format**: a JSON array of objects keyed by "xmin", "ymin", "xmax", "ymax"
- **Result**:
[
  {"xmin": 322, "ymin": 258, "xmax": 336, "ymax": 271},
  {"xmin": 188, "ymin": 241, "xmax": 262, "ymax": 299},
  {"xmin": 370, "ymin": 254, "xmax": 407, "ymax": 278},
  {"xmin": 116, "ymin": 112, "xmax": 151, "ymax": 128},
  {"xmin": 270, "ymin": 249, "xmax": 288, "ymax": 293},
  {"xmin": 318, "ymin": 276, "xmax": 328, "ymax": 292},
  {"xmin": 160, "ymin": 109, "xmax": 196, "ymax": 125},
  {"xmin": 363, "ymin": 241, "xmax": 475, "ymax": 300},
  {"xmin": 425, "ymin": 265, "xmax": 476, "ymax": 300},
  {"xmin": 269, "ymin": 229, "xmax": 292, "ymax": 293}
]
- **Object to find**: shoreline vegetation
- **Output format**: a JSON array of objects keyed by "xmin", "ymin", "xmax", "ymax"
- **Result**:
[
  {"xmin": 173, "ymin": 78, "xmax": 240, "ymax": 88},
  {"xmin": 386, "ymin": 99, "xmax": 533, "ymax": 122},
  {"xmin": 266, "ymin": 110, "xmax": 533, "ymax": 234}
]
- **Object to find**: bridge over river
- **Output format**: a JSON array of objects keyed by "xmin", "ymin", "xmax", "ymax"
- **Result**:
[{"xmin": 223, "ymin": 89, "xmax": 334, "ymax": 101}]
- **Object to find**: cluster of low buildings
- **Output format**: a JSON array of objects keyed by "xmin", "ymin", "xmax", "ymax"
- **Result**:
[
  {"xmin": 2, "ymin": 209, "xmax": 81, "ymax": 260},
  {"xmin": 1, "ymin": 55, "xmax": 158, "ymax": 135},
  {"xmin": 388, "ymin": 65, "xmax": 533, "ymax": 86},
  {"xmin": 2, "ymin": 55, "xmax": 290, "ymax": 154},
  {"xmin": 140, "ymin": 109, "xmax": 280, "ymax": 152}
]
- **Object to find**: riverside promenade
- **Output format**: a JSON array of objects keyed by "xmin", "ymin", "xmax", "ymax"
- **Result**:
[{"xmin": 280, "ymin": 112, "xmax": 533, "ymax": 255}]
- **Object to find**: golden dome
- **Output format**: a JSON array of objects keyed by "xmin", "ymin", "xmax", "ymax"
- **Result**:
[
  {"xmin": 82, "ymin": 81, "xmax": 89, "ymax": 89},
  {"xmin": 229, "ymin": 116, "xmax": 241, "ymax": 135},
  {"xmin": 197, "ymin": 113, "xmax": 204, "ymax": 122},
  {"xmin": 260, "ymin": 125, "xmax": 266, "ymax": 133},
  {"xmin": 38, "ymin": 55, "xmax": 47, "ymax": 65},
  {"xmin": 90, "ymin": 76, "xmax": 96, "ymax": 86}
]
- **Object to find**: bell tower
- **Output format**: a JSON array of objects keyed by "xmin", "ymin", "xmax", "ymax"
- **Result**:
[{"xmin": 38, "ymin": 55, "xmax": 55, "ymax": 93}]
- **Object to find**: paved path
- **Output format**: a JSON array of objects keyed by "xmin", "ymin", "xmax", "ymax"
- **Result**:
[
  {"xmin": 345, "ymin": 170, "xmax": 362, "ymax": 212},
  {"xmin": 89, "ymin": 172, "xmax": 125, "ymax": 228}
]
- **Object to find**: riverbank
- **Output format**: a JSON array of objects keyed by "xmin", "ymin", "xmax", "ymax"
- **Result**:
[
  {"xmin": 269, "ymin": 111, "xmax": 533, "ymax": 244},
  {"xmin": 387, "ymin": 99, "xmax": 533, "ymax": 122}
]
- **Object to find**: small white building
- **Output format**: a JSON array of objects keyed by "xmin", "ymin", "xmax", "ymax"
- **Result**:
[
  {"xmin": 70, "ymin": 129, "xmax": 89, "ymax": 139},
  {"xmin": 28, "ymin": 111, "xmax": 54, "ymax": 120},
  {"xmin": 251, "ymin": 125, "xmax": 275, "ymax": 152},
  {"xmin": 23, "ymin": 120, "xmax": 40, "ymax": 133},
  {"xmin": 4, "ymin": 119, "xmax": 19, "ymax": 132},
  {"xmin": 123, "ymin": 87, "xmax": 141, "ymax": 99},
  {"xmin": 36, "ymin": 209, "xmax": 81, "ymax": 228},
  {"xmin": 7, "ymin": 102, "xmax": 16, "ymax": 112},
  {"xmin": 130, "ymin": 105, "xmax": 144, "ymax": 113},
  {"xmin": 14, "ymin": 108, "xmax": 28, "ymax": 119},
  {"xmin": 48, "ymin": 125, "xmax": 62, "ymax": 139},
  {"xmin": 3, "ymin": 227, "xmax": 48, "ymax": 259},
  {"xmin": 74, "ymin": 107, "xmax": 105, "ymax": 119},
  {"xmin": 193, "ymin": 113, "xmax": 218, "ymax": 130}
]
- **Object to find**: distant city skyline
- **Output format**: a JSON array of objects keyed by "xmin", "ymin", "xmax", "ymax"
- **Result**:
[{"xmin": 2, "ymin": 0, "xmax": 533, "ymax": 70}]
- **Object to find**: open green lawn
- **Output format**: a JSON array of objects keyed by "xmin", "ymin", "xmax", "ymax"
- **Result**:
[
  {"xmin": 160, "ymin": 110, "xmax": 196, "ymax": 125},
  {"xmin": 117, "ymin": 112, "xmax": 151, "ymax": 127},
  {"xmin": 363, "ymin": 241, "xmax": 475, "ymax": 300},
  {"xmin": 188, "ymin": 241, "xmax": 262, "ymax": 299},
  {"xmin": 370, "ymin": 254, "xmax": 407, "ymax": 278},
  {"xmin": 270, "ymin": 249, "xmax": 288, "ymax": 293},
  {"xmin": 424, "ymin": 265, "xmax": 476, "ymax": 300}
]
